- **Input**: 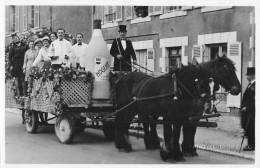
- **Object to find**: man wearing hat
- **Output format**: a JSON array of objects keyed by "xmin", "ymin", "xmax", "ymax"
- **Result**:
[
  {"xmin": 9, "ymin": 33, "xmax": 29, "ymax": 97},
  {"xmin": 110, "ymin": 25, "xmax": 137, "ymax": 71},
  {"xmin": 240, "ymin": 67, "xmax": 255, "ymax": 151}
]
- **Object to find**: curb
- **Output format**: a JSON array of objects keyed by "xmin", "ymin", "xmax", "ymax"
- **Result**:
[{"xmin": 128, "ymin": 130, "xmax": 254, "ymax": 161}]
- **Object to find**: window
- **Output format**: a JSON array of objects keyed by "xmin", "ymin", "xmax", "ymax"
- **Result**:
[
  {"xmin": 164, "ymin": 6, "xmax": 182, "ymax": 13},
  {"xmin": 30, "ymin": 6, "xmax": 39, "ymax": 28},
  {"xmin": 103, "ymin": 6, "xmax": 122, "ymax": 24},
  {"xmin": 148, "ymin": 6, "xmax": 162, "ymax": 16},
  {"xmin": 23, "ymin": 6, "xmax": 27, "ymax": 30},
  {"xmin": 168, "ymin": 47, "xmax": 182, "ymax": 71},
  {"xmin": 125, "ymin": 6, "xmax": 132, "ymax": 20},
  {"xmin": 134, "ymin": 50, "xmax": 147, "ymax": 73}
]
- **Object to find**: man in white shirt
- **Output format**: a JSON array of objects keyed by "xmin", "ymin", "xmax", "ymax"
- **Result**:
[
  {"xmin": 49, "ymin": 28, "xmax": 72, "ymax": 69},
  {"xmin": 71, "ymin": 33, "xmax": 88, "ymax": 69}
]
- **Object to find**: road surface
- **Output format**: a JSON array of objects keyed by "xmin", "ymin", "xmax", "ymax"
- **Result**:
[{"xmin": 5, "ymin": 111, "xmax": 254, "ymax": 164}]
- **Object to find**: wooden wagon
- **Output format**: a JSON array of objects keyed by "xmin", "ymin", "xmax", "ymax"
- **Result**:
[{"xmin": 5, "ymin": 67, "xmax": 124, "ymax": 143}]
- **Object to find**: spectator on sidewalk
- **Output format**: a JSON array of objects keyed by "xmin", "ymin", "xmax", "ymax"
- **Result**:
[
  {"xmin": 71, "ymin": 33, "xmax": 88, "ymax": 69},
  {"xmin": 240, "ymin": 67, "xmax": 255, "ymax": 151},
  {"xmin": 49, "ymin": 28, "xmax": 72, "ymax": 70}
]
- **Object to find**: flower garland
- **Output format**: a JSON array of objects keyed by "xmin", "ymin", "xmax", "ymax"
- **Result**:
[{"xmin": 27, "ymin": 66, "xmax": 94, "ymax": 114}]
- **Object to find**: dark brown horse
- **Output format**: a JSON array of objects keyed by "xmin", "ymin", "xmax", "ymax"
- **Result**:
[
  {"xmin": 181, "ymin": 56, "xmax": 241, "ymax": 157},
  {"xmin": 114, "ymin": 56, "xmax": 240, "ymax": 161},
  {"xmin": 114, "ymin": 66, "xmax": 215, "ymax": 160}
]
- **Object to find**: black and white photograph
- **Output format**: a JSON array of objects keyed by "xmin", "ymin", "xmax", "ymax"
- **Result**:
[{"xmin": 2, "ymin": 0, "xmax": 259, "ymax": 166}]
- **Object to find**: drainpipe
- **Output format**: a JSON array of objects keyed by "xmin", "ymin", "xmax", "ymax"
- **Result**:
[
  {"xmin": 251, "ymin": 7, "xmax": 255, "ymax": 67},
  {"xmin": 49, "ymin": 6, "xmax": 52, "ymax": 32}
]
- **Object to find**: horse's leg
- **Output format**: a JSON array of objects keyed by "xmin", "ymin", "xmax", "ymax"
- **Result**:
[
  {"xmin": 160, "ymin": 121, "xmax": 172, "ymax": 161},
  {"xmin": 171, "ymin": 123, "xmax": 185, "ymax": 161},
  {"xmin": 182, "ymin": 125, "xmax": 198, "ymax": 157},
  {"xmin": 115, "ymin": 110, "xmax": 128, "ymax": 151},
  {"xmin": 149, "ymin": 117, "xmax": 160, "ymax": 149},
  {"xmin": 142, "ymin": 115, "xmax": 151, "ymax": 149}
]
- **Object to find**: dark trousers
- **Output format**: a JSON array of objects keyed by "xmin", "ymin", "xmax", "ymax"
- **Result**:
[{"xmin": 247, "ymin": 125, "xmax": 255, "ymax": 148}]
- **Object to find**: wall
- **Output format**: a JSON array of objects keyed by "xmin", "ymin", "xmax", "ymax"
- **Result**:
[
  {"xmin": 100, "ymin": 6, "xmax": 253, "ymax": 96},
  {"xmin": 51, "ymin": 6, "xmax": 93, "ymax": 44}
]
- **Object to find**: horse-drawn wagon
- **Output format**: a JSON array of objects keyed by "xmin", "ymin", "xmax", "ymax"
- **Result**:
[
  {"xmin": 5, "ymin": 67, "xmax": 127, "ymax": 144},
  {"xmin": 5, "ymin": 19, "xmax": 241, "ymax": 162}
]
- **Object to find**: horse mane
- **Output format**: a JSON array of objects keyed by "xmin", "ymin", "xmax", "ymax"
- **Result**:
[{"xmin": 198, "ymin": 57, "xmax": 236, "ymax": 76}]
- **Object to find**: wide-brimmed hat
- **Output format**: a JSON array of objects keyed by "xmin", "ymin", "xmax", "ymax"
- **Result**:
[
  {"xmin": 118, "ymin": 25, "xmax": 127, "ymax": 32},
  {"xmin": 246, "ymin": 67, "xmax": 255, "ymax": 75},
  {"xmin": 34, "ymin": 38, "xmax": 42, "ymax": 44},
  {"xmin": 41, "ymin": 36, "xmax": 50, "ymax": 42}
]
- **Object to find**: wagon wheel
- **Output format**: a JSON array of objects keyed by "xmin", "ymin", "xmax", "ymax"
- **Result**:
[
  {"xmin": 55, "ymin": 113, "xmax": 75, "ymax": 144},
  {"xmin": 25, "ymin": 110, "xmax": 39, "ymax": 133},
  {"xmin": 75, "ymin": 116, "xmax": 86, "ymax": 133},
  {"xmin": 102, "ymin": 121, "xmax": 115, "ymax": 140}
]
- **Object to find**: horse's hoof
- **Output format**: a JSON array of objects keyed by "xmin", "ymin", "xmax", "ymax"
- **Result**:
[
  {"xmin": 146, "ymin": 144, "xmax": 160, "ymax": 150},
  {"xmin": 192, "ymin": 151, "xmax": 198, "ymax": 157},
  {"xmin": 160, "ymin": 149, "xmax": 168, "ymax": 161},
  {"xmin": 183, "ymin": 152, "xmax": 193, "ymax": 157},
  {"xmin": 119, "ymin": 148, "xmax": 133, "ymax": 153}
]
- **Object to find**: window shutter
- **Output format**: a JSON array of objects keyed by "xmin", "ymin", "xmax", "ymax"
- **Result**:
[
  {"xmin": 34, "ymin": 6, "xmax": 39, "ymax": 28},
  {"xmin": 116, "ymin": 6, "xmax": 122, "ymax": 20},
  {"xmin": 164, "ymin": 6, "xmax": 171, "ymax": 13},
  {"xmin": 23, "ymin": 6, "xmax": 27, "ymax": 30},
  {"xmin": 147, "ymin": 48, "xmax": 155, "ymax": 73},
  {"xmin": 104, "ymin": 6, "xmax": 109, "ymax": 23},
  {"xmin": 182, "ymin": 6, "xmax": 192, "ymax": 10},
  {"xmin": 192, "ymin": 45, "xmax": 203, "ymax": 63},
  {"xmin": 5, "ymin": 6, "xmax": 10, "ymax": 34},
  {"xmin": 226, "ymin": 42, "xmax": 242, "ymax": 108},
  {"xmin": 125, "ymin": 6, "xmax": 132, "ymax": 20},
  {"xmin": 15, "ymin": 6, "xmax": 19, "ymax": 32}
]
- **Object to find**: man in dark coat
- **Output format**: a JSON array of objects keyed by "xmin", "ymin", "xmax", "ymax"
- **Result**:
[
  {"xmin": 241, "ymin": 67, "xmax": 255, "ymax": 151},
  {"xmin": 110, "ymin": 25, "xmax": 137, "ymax": 71},
  {"xmin": 9, "ymin": 33, "xmax": 29, "ymax": 97}
]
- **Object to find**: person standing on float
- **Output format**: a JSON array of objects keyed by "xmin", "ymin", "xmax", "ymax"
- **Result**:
[
  {"xmin": 71, "ymin": 33, "xmax": 88, "ymax": 69},
  {"xmin": 49, "ymin": 28, "xmax": 72, "ymax": 70},
  {"xmin": 110, "ymin": 25, "xmax": 137, "ymax": 71}
]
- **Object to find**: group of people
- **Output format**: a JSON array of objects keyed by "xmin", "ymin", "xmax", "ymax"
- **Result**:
[{"xmin": 8, "ymin": 25, "xmax": 137, "ymax": 98}]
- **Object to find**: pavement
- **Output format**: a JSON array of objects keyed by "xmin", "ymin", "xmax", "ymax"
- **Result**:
[{"xmin": 6, "ymin": 108, "xmax": 255, "ymax": 161}]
